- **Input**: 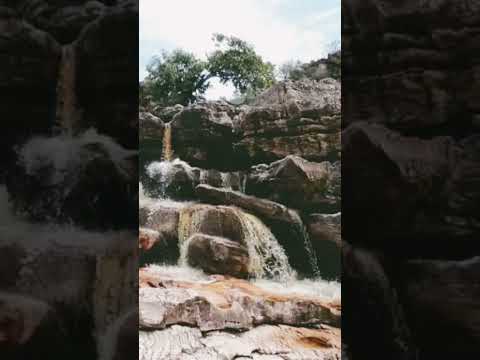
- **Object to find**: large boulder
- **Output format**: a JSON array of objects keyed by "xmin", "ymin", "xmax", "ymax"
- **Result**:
[
  {"xmin": 185, "ymin": 234, "xmax": 250, "ymax": 278},
  {"xmin": 247, "ymin": 155, "xmax": 340, "ymax": 212},
  {"xmin": 140, "ymin": 202, "xmax": 182, "ymax": 265},
  {"xmin": 178, "ymin": 204, "xmax": 245, "ymax": 244},
  {"xmin": 171, "ymin": 102, "xmax": 240, "ymax": 170},
  {"xmin": 194, "ymin": 185, "xmax": 321, "ymax": 276},
  {"xmin": 235, "ymin": 79, "xmax": 341, "ymax": 167}
]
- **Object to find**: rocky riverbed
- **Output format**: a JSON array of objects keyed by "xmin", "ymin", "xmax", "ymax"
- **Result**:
[{"xmin": 139, "ymin": 78, "xmax": 342, "ymax": 359}]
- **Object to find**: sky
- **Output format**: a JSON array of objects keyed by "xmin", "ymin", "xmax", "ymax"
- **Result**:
[{"xmin": 140, "ymin": 0, "xmax": 340, "ymax": 100}]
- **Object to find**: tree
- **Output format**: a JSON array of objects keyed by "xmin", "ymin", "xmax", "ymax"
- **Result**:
[
  {"xmin": 144, "ymin": 49, "xmax": 209, "ymax": 106},
  {"xmin": 143, "ymin": 35, "xmax": 276, "ymax": 107},
  {"xmin": 208, "ymin": 34, "xmax": 276, "ymax": 96}
]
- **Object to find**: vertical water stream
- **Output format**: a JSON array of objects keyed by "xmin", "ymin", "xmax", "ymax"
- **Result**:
[{"xmin": 55, "ymin": 44, "xmax": 80, "ymax": 135}]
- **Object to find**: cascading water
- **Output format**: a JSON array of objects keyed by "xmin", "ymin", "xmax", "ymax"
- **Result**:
[
  {"xmin": 176, "ymin": 205, "xmax": 295, "ymax": 281},
  {"xmin": 290, "ymin": 211, "xmax": 321, "ymax": 277},
  {"xmin": 161, "ymin": 122, "xmax": 173, "ymax": 161},
  {"xmin": 234, "ymin": 209, "xmax": 295, "ymax": 281},
  {"xmin": 55, "ymin": 43, "xmax": 81, "ymax": 135}
]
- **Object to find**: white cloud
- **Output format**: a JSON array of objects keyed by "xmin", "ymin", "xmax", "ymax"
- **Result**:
[{"xmin": 140, "ymin": 0, "xmax": 340, "ymax": 98}]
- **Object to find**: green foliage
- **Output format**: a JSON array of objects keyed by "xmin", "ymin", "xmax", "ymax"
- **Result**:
[
  {"xmin": 208, "ymin": 34, "xmax": 276, "ymax": 95},
  {"xmin": 144, "ymin": 49, "xmax": 209, "ymax": 106},
  {"xmin": 143, "ymin": 34, "xmax": 277, "ymax": 107}
]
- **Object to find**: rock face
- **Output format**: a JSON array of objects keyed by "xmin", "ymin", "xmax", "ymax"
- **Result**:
[
  {"xmin": 247, "ymin": 155, "xmax": 340, "ymax": 212},
  {"xmin": 185, "ymin": 234, "xmax": 250, "ymax": 278},
  {"xmin": 343, "ymin": 1, "xmax": 480, "ymax": 358},
  {"xmin": 171, "ymin": 102, "xmax": 240, "ymax": 170},
  {"xmin": 235, "ymin": 79, "xmax": 341, "ymax": 167}
]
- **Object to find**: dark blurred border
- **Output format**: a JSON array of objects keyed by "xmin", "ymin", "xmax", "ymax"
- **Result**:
[
  {"xmin": 0, "ymin": 1, "xmax": 138, "ymax": 359},
  {"xmin": 342, "ymin": 1, "xmax": 480, "ymax": 358}
]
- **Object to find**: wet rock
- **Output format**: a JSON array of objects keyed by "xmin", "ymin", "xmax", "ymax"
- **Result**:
[
  {"xmin": 247, "ymin": 155, "xmax": 340, "ymax": 212},
  {"xmin": 139, "ymin": 268, "xmax": 341, "ymax": 331},
  {"xmin": 178, "ymin": 204, "xmax": 245, "ymax": 244},
  {"xmin": 194, "ymin": 184, "xmax": 320, "ymax": 276},
  {"xmin": 141, "ymin": 204, "xmax": 181, "ymax": 265},
  {"xmin": 186, "ymin": 234, "xmax": 250, "ymax": 278},
  {"xmin": 143, "ymin": 159, "xmax": 246, "ymax": 200},
  {"xmin": 195, "ymin": 184, "xmax": 299, "ymax": 225},
  {"xmin": 399, "ymin": 257, "xmax": 480, "ymax": 357},
  {"xmin": 139, "ymin": 324, "xmax": 340, "ymax": 360},
  {"xmin": 235, "ymin": 79, "xmax": 341, "ymax": 167}
]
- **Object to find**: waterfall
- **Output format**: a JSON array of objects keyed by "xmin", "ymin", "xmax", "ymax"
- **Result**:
[
  {"xmin": 220, "ymin": 172, "xmax": 232, "ymax": 189},
  {"xmin": 235, "ymin": 209, "xmax": 295, "ymax": 281},
  {"xmin": 290, "ymin": 211, "xmax": 321, "ymax": 277},
  {"xmin": 177, "ymin": 205, "xmax": 295, "ymax": 281},
  {"xmin": 56, "ymin": 43, "xmax": 80, "ymax": 135},
  {"xmin": 161, "ymin": 123, "xmax": 173, "ymax": 161}
]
